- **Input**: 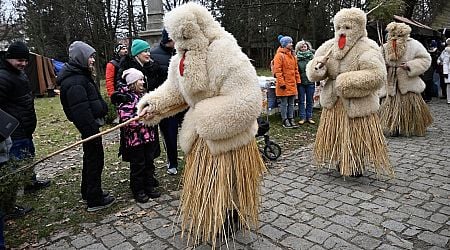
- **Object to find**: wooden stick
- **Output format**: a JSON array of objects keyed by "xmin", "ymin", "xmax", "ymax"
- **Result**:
[
  {"xmin": 0, "ymin": 103, "xmax": 189, "ymax": 180},
  {"xmin": 314, "ymin": 49, "xmax": 332, "ymax": 70}
]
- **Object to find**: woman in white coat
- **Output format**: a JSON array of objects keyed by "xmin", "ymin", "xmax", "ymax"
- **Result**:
[{"xmin": 438, "ymin": 38, "xmax": 450, "ymax": 104}]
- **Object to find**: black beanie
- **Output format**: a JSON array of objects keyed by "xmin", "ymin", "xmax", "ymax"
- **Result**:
[
  {"xmin": 6, "ymin": 41, "xmax": 30, "ymax": 60},
  {"xmin": 161, "ymin": 29, "xmax": 172, "ymax": 44}
]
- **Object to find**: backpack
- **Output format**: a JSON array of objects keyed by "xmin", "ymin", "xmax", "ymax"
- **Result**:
[{"xmin": 270, "ymin": 53, "xmax": 285, "ymax": 77}]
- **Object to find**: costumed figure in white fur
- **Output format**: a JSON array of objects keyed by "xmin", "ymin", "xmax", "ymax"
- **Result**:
[
  {"xmin": 437, "ymin": 38, "xmax": 450, "ymax": 104},
  {"xmin": 379, "ymin": 22, "xmax": 432, "ymax": 137},
  {"xmin": 136, "ymin": 3, "xmax": 266, "ymax": 247},
  {"xmin": 306, "ymin": 8, "xmax": 393, "ymax": 177}
]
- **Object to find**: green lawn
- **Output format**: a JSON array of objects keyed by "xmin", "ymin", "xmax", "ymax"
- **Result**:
[{"xmin": 4, "ymin": 78, "xmax": 319, "ymax": 248}]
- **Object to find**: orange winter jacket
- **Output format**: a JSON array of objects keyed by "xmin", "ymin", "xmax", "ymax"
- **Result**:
[
  {"xmin": 273, "ymin": 47, "xmax": 301, "ymax": 97},
  {"xmin": 105, "ymin": 61, "xmax": 117, "ymax": 97}
]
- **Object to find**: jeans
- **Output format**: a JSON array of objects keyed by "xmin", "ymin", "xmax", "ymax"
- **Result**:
[
  {"xmin": 81, "ymin": 137, "xmax": 104, "ymax": 203},
  {"xmin": 279, "ymin": 95, "xmax": 295, "ymax": 120},
  {"xmin": 298, "ymin": 84, "xmax": 315, "ymax": 120},
  {"xmin": 127, "ymin": 143, "xmax": 159, "ymax": 194},
  {"xmin": 159, "ymin": 117, "xmax": 179, "ymax": 169}
]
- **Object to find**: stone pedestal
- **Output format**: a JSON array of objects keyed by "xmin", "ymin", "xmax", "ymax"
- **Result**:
[{"xmin": 139, "ymin": 0, "xmax": 164, "ymax": 46}]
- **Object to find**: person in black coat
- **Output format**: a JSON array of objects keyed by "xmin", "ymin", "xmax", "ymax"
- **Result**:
[
  {"xmin": 57, "ymin": 41, "xmax": 115, "ymax": 212},
  {"xmin": 150, "ymin": 29, "xmax": 180, "ymax": 175}
]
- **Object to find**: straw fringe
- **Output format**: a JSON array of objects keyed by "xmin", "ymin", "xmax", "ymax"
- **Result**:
[
  {"xmin": 180, "ymin": 137, "xmax": 266, "ymax": 248},
  {"xmin": 314, "ymin": 99, "xmax": 393, "ymax": 177},
  {"xmin": 380, "ymin": 91, "xmax": 433, "ymax": 136}
]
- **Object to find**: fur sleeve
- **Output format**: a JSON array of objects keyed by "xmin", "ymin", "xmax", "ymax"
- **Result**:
[
  {"xmin": 306, "ymin": 39, "xmax": 333, "ymax": 82},
  {"xmin": 137, "ymin": 63, "xmax": 187, "ymax": 126},
  {"xmin": 335, "ymin": 48, "xmax": 386, "ymax": 98},
  {"xmin": 405, "ymin": 40, "xmax": 431, "ymax": 77}
]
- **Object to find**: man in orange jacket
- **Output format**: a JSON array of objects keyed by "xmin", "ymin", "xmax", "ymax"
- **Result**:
[{"xmin": 105, "ymin": 44, "xmax": 128, "ymax": 97}]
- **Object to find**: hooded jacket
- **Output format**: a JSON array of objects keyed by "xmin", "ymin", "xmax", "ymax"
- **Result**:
[
  {"xmin": 57, "ymin": 41, "xmax": 108, "ymax": 138},
  {"xmin": 0, "ymin": 58, "xmax": 37, "ymax": 140},
  {"xmin": 273, "ymin": 47, "xmax": 300, "ymax": 96}
]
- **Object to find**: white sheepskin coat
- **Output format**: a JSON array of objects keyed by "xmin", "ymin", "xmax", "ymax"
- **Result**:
[
  {"xmin": 305, "ymin": 8, "xmax": 387, "ymax": 119},
  {"xmin": 438, "ymin": 47, "xmax": 450, "ymax": 83},
  {"xmin": 380, "ymin": 38, "xmax": 432, "ymax": 97},
  {"xmin": 137, "ymin": 3, "xmax": 261, "ymax": 155}
]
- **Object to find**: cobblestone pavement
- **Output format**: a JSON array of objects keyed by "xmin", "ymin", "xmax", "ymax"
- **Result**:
[{"xmin": 41, "ymin": 99, "xmax": 449, "ymax": 250}]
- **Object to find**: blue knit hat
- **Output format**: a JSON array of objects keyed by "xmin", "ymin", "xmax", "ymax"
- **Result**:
[
  {"xmin": 280, "ymin": 36, "xmax": 293, "ymax": 48},
  {"xmin": 131, "ymin": 39, "xmax": 150, "ymax": 56},
  {"xmin": 277, "ymin": 34, "xmax": 284, "ymax": 42}
]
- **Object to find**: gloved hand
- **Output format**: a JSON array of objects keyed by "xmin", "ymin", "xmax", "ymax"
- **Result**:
[
  {"xmin": 280, "ymin": 85, "xmax": 286, "ymax": 90},
  {"xmin": 111, "ymin": 92, "xmax": 132, "ymax": 105}
]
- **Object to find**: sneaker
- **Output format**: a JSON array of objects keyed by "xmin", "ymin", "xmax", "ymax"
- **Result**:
[
  {"xmin": 282, "ymin": 119, "xmax": 293, "ymax": 128},
  {"xmin": 87, "ymin": 195, "xmax": 115, "ymax": 212},
  {"xmin": 134, "ymin": 191, "xmax": 150, "ymax": 203},
  {"xmin": 289, "ymin": 119, "xmax": 299, "ymax": 128},
  {"xmin": 145, "ymin": 187, "xmax": 161, "ymax": 199},
  {"xmin": 167, "ymin": 167, "xmax": 178, "ymax": 175},
  {"xmin": 307, "ymin": 119, "xmax": 316, "ymax": 124},
  {"xmin": 24, "ymin": 179, "xmax": 51, "ymax": 194},
  {"xmin": 298, "ymin": 120, "xmax": 305, "ymax": 125},
  {"xmin": 4, "ymin": 205, "xmax": 33, "ymax": 221}
]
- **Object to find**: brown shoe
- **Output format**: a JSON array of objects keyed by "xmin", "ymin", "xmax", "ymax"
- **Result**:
[
  {"xmin": 308, "ymin": 119, "xmax": 315, "ymax": 124},
  {"xmin": 298, "ymin": 120, "xmax": 305, "ymax": 125}
]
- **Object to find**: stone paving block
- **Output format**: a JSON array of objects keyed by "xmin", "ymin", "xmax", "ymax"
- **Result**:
[
  {"xmin": 248, "ymin": 236, "xmax": 283, "ymax": 250},
  {"xmin": 386, "ymin": 232, "xmax": 414, "ymax": 249},
  {"xmin": 291, "ymin": 182, "xmax": 308, "ymax": 189},
  {"xmin": 49, "ymin": 231, "xmax": 70, "ymax": 242},
  {"xmin": 307, "ymin": 217, "xmax": 332, "ymax": 229},
  {"xmin": 399, "ymin": 204, "xmax": 433, "ymax": 218},
  {"xmin": 440, "ymin": 229, "xmax": 450, "ymax": 237},
  {"xmin": 350, "ymin": 190, "xmax": 373, "ymax": 200},
  {"xmin": 261, "ymin": 198, "xmax": 280, "ymax": 210},
  {"xmin": 417, "ymin": 231, "xmax": 449, "ymax": 248},
  {"xmin": 373, "ymin": 197, "xmax": 401, "ymax": 209},
  {"xmin": 286, "ymin": 222, "xmax": 312, "ymax": 237},
  {"xmin": 101, "ymin": 232, "xmax": 126, "ymax": 248},
  {"xmin": 421, "ymin": 201, "xmax": 443, "ymax": 212},
  {"xmin": 279, "ymin": 236, "xmax": 314, "ymax": 250},
  {"xmin": 279, "ymin": 171, "xmax": 298, "ymax": 180},
  {"xmin": 303, "ymin": 185, "xmax": 325, "ymax": 194},
  {"xmin": 260, "ymin": 210, "xmax": 279, "ymax": 223},
  {"xmin": 304, "ymin": 228, "xmax": 332, "ymax": 244},
  {"xmin": 154, "ymin": 224, "xmax": 180, "ymax": 239},
  {"xmin": 382, "ymin": 220, "xmax": 406, "ymax": 233},
  {"xmin": 330, "ymin": 214, "xmax": 361, "ymax": 228},
  {"xmin": 70, "ymin": 234, "xmax": 97, "ymax": 248},
  {"xmin": 318, "ymin": 190, "xmax": 340, "ymax": 200},
  {"xmin": 358, "ymin": 202, "xmax": 388, "ymax": 214},
  {"xmin": 141, "ymin": 239, "xmax": 169, "ymax": 249},
  {"xmin": 280, "ymin": 195, "xmax": 303, "ymax": 206},
  {"xmin": 324, "ymin": 224, "xmax": 358, "ymax": 240},
  {"xmin": 272, "ymin": 215, "xmax": 295, "ymax": 230},
  {"xmin": 272, "ymin": 203, "xmax": 297, "ymax": 217},
  {"xmin": 91, "ymin": 224, "xmax": 116, "ymax": 238},
  {"xmin": 335, "ymin": 195, "xmax": 360, "ymax": 205},
  {"xmin": 275, "ymin": 176, "xmax": 294, "ymax": 185},
  {"xmin": 407, "ymin": 216, "xmax": 442, "ymax": 232},
  {"xmin": 438, "ymin": 204, "xmax": 450, "ymax": 216},
  {"xmin": 262, "ymin": 179, "xmax": 278, "ymax": 188},
  {"xmin": 286, "ymin": 189, "xmax": 309, "ymax": 199},
  {"xmin": 410, "ymin": 190, "xmax": 433, "ymax": 200},
  {"xmin": 430, "ymin": 213, "xmax": 448, "ymax": 224},
  {"xmin": 388, "ymin": 184, "xmax": 412, "ymax": 194},
  {"xmin": 131, "ymin": 232, "xmax": 153, "ymax": 245},
  {"xmin": 350, "ymin": 235, "xmax": 381, "ymax": 250},
  {"xmin": 402, "ymin": 226, "xmax": 421, "ymax": 237},
  {"xmin": 272, "ymin": 183, "xmax": 292, "ymax": 193},
  {"xmin": 234, "ymin": 230, "xmax": 258, "ymax": 245},
  {"xmin": 309, "ymin": 244, "xmax": 326, "ymax": 250},
  {"xmin": 115, "ymin": 222, "xmax": 145, "ymax": 237},
  {"xmin": 409, "ymin": 182, "xmax": 431, "ymax": 192},
  {"xmin": 80, "ymin": 243, "xmax": 107, "ymax": 250},
  {"xmin": 334, "ymin": 186, "xmax": 353, "ymax": 195},
  {"xmin": 311, "ymin": 205, "xmax": 336, "ymax": 218},
  {"xmin": 336, "ymin": 203, "xmax": 361, "ymax": 215},
  {"xmin": 291, "ymin": 211, "xmax": 314, "ymax": 222},
  {"xmin": 305, "ymin": 195, "xmax": 328, "ymax": 205},
  {"xmin": 356, "ymin": 222, "xmax": 384, "ymax": 237},
  {"xmin": 142, "ymin": 217, "xmax": 173, "ymax": 230},
  {"xmin": 377, "ymin": 244, "xmax": 402, "ymax": 250},
  {"xmin": 323, "ymin": 236, "xmax": 359, "ymax": 249},
  {"xmin": 266, "ymin": 190, "xmax": 286, "ymax": 200},
  {"xmin": 259, "ymin": 224, "xmax": 286, "ymax": 241},
  {"xmin": 110, "ymin": 241, "xmax": 134, "ymax": 250},
  {"xmin": 324, "ymin": 200, "xmax": 343, "ymax": 209}
]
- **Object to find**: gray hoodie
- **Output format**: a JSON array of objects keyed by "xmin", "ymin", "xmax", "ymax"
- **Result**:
[{"xmin": 68, "ymin": 41, "xmax": 96, "ymax": 68}]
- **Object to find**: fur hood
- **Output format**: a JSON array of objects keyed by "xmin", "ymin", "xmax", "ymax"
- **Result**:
[{"xmin": 138, "ymin": 3, "xmax": 261, "ymax": 155}]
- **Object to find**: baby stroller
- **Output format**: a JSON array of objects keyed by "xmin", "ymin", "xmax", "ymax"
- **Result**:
[
  {"xmin": 256, "ymin": 76, "xmax": 281, "ymax": 161},
  {"xmin": 256, "ymin": 117, "xmax": 281, "ymax": 161}
]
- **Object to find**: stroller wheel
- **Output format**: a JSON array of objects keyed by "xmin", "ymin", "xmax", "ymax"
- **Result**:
[{"xmin": 264, "ymin": 141, "xmax": 281, "ymax": 160}]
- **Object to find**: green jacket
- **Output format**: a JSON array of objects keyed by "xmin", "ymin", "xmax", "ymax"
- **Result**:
[{"xmin": 296, "ymin": 50, "xmax": 314, "ymax": 85}]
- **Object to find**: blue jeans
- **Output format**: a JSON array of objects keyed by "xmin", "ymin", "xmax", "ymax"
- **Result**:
[
  {"xmin": 298, "ymin": 84, "xmax": 315, "ymax": 120},
  {"xmin": 279, "ymin": 95, "xmax": 295, "ymax": 120}
]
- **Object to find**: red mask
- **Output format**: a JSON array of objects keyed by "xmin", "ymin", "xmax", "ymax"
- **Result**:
[{"xmin": 338, "ymin": 34, "xmax": 346, "ymax": 49}]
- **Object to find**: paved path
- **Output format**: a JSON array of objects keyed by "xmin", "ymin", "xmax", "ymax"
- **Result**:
[{"xmin": 42, "ymin": 99, "xmax": 449, "ymax": 249}]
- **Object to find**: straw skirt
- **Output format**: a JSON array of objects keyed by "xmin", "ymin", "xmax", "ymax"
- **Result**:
[
  {"xmin": 380, "ymin": 91, "xmax": 433, "ymax": 137},
  {"xmin": 180, "ymin": 137, "xmax": 266, "ymax": 247},
  {"xmin": 314, "ymin": 99, "xmax": 393, "ymax": 176}
]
